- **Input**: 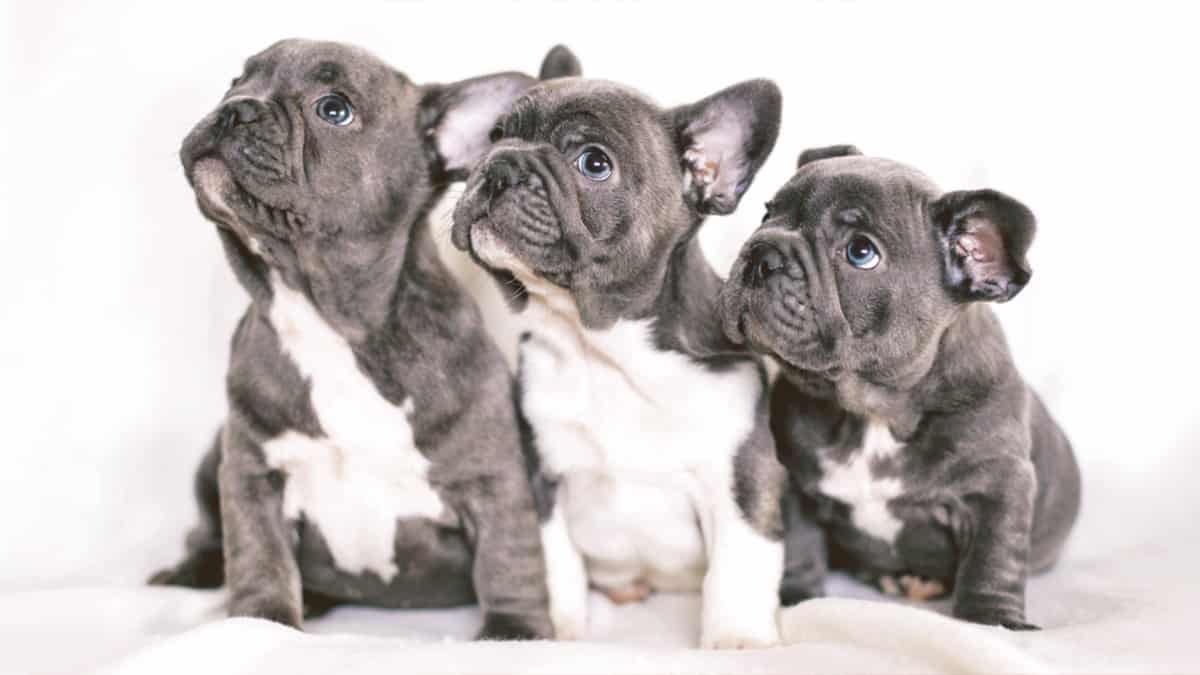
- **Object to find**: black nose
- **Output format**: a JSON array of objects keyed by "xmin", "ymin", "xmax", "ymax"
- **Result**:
[
  {"xmin": 218, "ymin": 98, "xmax": 266, "ymax": 134},
  {"xmin": 485, "ymin": 158, "xmax": 523, "ymax": 198},
  {"xmin": 745, "ymin": 244, "xmax": 786, "ymax": 288}
]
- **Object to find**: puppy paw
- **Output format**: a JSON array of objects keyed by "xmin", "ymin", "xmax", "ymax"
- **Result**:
[
  {"xmin": 550, "ymin": 605, "xmax": 588, "ymax": 641},
  {"xmin": 779, "ymin": 581, "xmax": 824, "ymax": 607},
  {"xmin": 701, "ymin": 618, "xmax": 780, "ymax": 650},
  {"xmin": 146, "ymin": 549, "xmax": 224, "ymax": 588},
  {"xmin": 301, "ymin": 589, "xmax": 341, "ymax": 620},
  {"xmin": 597, "ymin": 579, "xmax": 652, "ymax": 605},
  {"xmin": 955, "ymin": 603, "xmax": 1040, "ymax": 631},
  {"xmin": 878, "ymin": 574, "xmax": 902, "ymax": 597},
  {"xmin": 477, "ymin": 612, "xmax": 552, "ymax": 641},
  {"xmin": 898, "ymin": 575, "xmax": 947, "ymax": 602},
  {"xmin": 229, "ymin": 594, "xmax": 302, "ymax": 629}
]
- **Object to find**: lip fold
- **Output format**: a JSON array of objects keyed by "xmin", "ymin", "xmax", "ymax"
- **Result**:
[{"xmin": 189, "ymin": 157, "xmax": 240, "ymax": 227}]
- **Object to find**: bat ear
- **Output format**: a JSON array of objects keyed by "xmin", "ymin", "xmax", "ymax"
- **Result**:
[
  {"xmin": 796, "ymin": 144, "xmax": 862, "ymax": 169},
  {"xmin": 932, "ymin": 189, "xmax": 1036, "ymax": 303},
  {"xmin": 671, "ymin": 79, "xmax": 782, "ymax": 215},
  {"xmin": 419, "ymin": 72, "xmax": 537, "ymax": 180},
  {"xmin": 538, "ymin": 44, "xmax": 581, "ymax": 79}
]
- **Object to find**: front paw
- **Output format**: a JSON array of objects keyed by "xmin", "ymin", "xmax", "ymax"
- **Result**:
[
  {"xmin": 477, "ymin": 611, "xmax": 552, "ymax": 641},
  {"xmin": 701, "ymin": 616, "xmax": 780, "ymax": 650},
  {"xmin": 779, "ymin": 579, "xmax": 824, "ymax": 607},
  {"xmin": 550, "ymin": 602, "xmax": 588, "ymax": 641},
  {"xmin": 228, "ymin": 593, "xmax": 302, "ymax": 629},
  {"xmin": 955, "ymin": 601, "xmax": 1040, "ymax": 631}
]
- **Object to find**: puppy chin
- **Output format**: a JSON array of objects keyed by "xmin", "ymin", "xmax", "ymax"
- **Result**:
[
  {"xmin": 741, "ymin": 311, "xmax": 835, "ymax": 375},
  {"xmin": 191, "ymin": 158, "xmax": 272, "ymax": 258},
  {"xmin": 470, "ymin": 226, "xmax": 525, "ymax": 273},
  {"xmin": 191, "ymin": 158, "xmax": 240, "ymax": 228}
]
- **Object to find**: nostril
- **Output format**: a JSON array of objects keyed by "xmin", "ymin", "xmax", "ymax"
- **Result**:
[
  {"xmin": 219, "ymin": 99, "xmax": 262, "ymax": 132},
  {"xmin": 232, "ymin": 99, "xmax": 260, "ymax": 124},
  {"xmin": 217, "ymin": 109, "xmax": 235, "ymax": 136},
  {"xmin": 485, "ymin": 159, "xmax": 523, "ymax": 198},
  {"xmin": 747, "ymin": 246, "xmax": 785, "ymax": 287}
]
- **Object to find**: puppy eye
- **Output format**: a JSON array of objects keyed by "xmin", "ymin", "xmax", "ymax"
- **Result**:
[
  {"xmin": 489, "ymin": 125, "xmax": 504, "ymax": 143},
  {"xmin": 575, "ymin": 146, "xmax": 613, "ymax": 181},
  {"xmin": 314, "ymin": 93, "xmax": 354, "ymax": 127},
  {"xmin": 846, "ymin": 234, "xmax": 881, "ymax": 270}
]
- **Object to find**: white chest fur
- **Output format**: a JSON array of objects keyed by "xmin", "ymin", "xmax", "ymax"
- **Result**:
[
  {"xmin": 817, "ymin": 419, "xmax": 905, "ymax": 543},
  {"xmin": 260, "ymin": 273, "xmax": 444, "ymax": 582},
  {"xmin": 516, "ymin": 276, "xmax": 761, "ymax": 589}
]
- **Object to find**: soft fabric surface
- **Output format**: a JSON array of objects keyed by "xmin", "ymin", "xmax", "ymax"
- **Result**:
[
  {"xmin": 6, "ymin": 551, "xmax": 1198, "ymax": 674},
  {"xmin": 4, "ymin": 1, "xmax": 1197, "ymax": 674}
]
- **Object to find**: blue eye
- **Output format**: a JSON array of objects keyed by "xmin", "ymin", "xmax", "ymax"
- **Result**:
[
  {"xmin": 576, "ymin": 147, "xmax": 613, "ymax": 181},
  {"xmin": 846, "ymin": 235, "xmax": 881, "ymax": 269},
  {"xmin": 315, "ymin": 94, "xmax": 354, "ymax": 126}
]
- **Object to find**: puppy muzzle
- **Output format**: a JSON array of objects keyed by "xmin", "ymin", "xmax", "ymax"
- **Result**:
[
  {"xmin": 723, "ymin": 230, "xmax": 822, "ymax": 360},
  {"xmin": 181, "ymin": 96, "xmax": 305, "ymax": 243},
  {"xmin": 451, "ymin": 144, "xmax": 569, "ymax": 273}
]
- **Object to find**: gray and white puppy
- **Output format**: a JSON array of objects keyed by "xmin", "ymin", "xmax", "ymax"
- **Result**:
[
  {"xmin": 149, "ymin": 39, "xmax": 580, "ymax": 639},
  {"xmin": 451, "ymin": 76, "xmax": 791, "ymax": 648},
  {"xmin": 720, "ymin": 146, "xmax": 1081, "ymax": 629}
]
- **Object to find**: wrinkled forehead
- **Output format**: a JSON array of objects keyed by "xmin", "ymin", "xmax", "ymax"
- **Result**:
[
  {"xmin": 505, "ymin": 78, "xmax": 666, "ymax": 140},
  {"xmin": 240, "ymin": 39, "xmax": 404, "ymax": 93},
  {"xmin": 775, "ymin": 156, "xmax": 942, "ymax": 218}
]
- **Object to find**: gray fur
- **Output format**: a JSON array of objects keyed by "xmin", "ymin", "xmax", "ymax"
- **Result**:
[
  {"xmin": 721, "ymin": 147, "xmax": 1081, "ymax": 629},
  {"xmin": 151, "ymin": 39, "xmax": 580, "ymax": 639},
  {"xmin": 450, "ymin": 76, "xmax": 787, "ymax": 554}
]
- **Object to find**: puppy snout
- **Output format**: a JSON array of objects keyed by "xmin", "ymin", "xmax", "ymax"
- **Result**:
[
  {"xmin": 744, "ymin": 244, "xmax": 789, "ymax": 288},
  {"xmin": 219, "ymin": 97, "xmax": 266, "ymax": 130},
  {"xmin": 485, "ymin": 158, "xmax": 525, "ymax": 199}
]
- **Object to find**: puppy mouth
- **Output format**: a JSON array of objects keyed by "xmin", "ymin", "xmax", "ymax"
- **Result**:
[
  {"xmin": 724, "ymin": 258, "xmax": 838, "ymax": 374},
  {"xmin": 452, "ymin": 155, "xmax": 571, "ymax": 308},
  {"xmin": 462, "ymin": 219, "xmax": 533, "ymax": 307},
  {"xmin": 189, "ymin": 156, "xmax": 305, "ymax": 241}
]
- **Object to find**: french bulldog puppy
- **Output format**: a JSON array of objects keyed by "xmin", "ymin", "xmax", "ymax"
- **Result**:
[
  {"xmin": 451, "ymin": 76, "xmax": 791, "ymax": 648},
  {"xmin": 720, "ymin": 146, "xmax": 1081, "ymax": 629},
  {"xmin": 148, "ymin": 39, "xmax": 581, "ymax": 639}
]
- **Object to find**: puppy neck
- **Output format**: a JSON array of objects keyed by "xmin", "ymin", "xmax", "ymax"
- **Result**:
[
  {"xmin": 804, "ymin": 304, "xmax": 1019, "ymax": 437},
  {"xmin": 654, "ymin": 237, "xmax": 755, "ymax": 362}
]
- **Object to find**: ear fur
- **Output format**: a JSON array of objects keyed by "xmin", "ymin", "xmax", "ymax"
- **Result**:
[
  {"xmin": 672, "ymin": 79, "xmax": 782, "ymax": 215},
  {"xmin": 796, "ymin": 144, "xmax": 862, "ymax": 169},
  {"xmin": 932, "ymin": 189, "xmax": 1036, "ymax": 303},
  {"xmin": 538, "ymin": 44, "xmax": 582, "ymax": 80},
  {"xmin": 420, "ymin": 72, "xmax": 537, "ymax": 180}
]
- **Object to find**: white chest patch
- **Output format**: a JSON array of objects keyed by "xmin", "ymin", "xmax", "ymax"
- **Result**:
[
  {"xmin": 509, "ymin": 261, "xmax": 761, "ymax": 590},
  {"xmin": 260, "ymin": 273, "xmax": 445, "ymax": 582},
  {"xmin": 817, "ymin": 419, "xmax": 906, "ymax": 543}
]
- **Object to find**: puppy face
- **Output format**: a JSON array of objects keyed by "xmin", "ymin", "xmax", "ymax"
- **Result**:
[
  {"xmin": 451, "ymin": 78, "xmax": 781, "ymax": 329},
  {"xmin": 179, "ymin": 38, "xmax": 543, "ymax": 279},
  {"xmin": 721, "ymin": 147, "xmax": 1036, "ymax": 380}
]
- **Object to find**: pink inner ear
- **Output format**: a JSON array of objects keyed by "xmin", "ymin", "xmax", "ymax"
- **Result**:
[
  {"xmin": 683, "ymin": 146, "xmax": 720, "ymax": 193},
  {"xmin": 954, "ymin": 217, "xmax": 1002, "ymax": 264}
]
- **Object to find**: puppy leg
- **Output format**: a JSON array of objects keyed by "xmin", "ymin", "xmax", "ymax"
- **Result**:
[
  {"xmin": 461, "ymin": 472, "xmax": 554, "ymax": 640},
  {"xmin": 696, "ymin": 445, "xmax": 785, "ymax": 649},
  {"xmin": 149, "ymin": 429, "xmax": 225, "ymax": 588},
  {"xmin": 951, "ymin": 455, "xmax": 1039, "ymax": 630},
  {"xmin": 779, "ymin": 489, "xmax": 827, "ymax": 606},
  {"xmin": 219, "ymin": 423, "xmax": 302, "ymax": 627},
  {"xmin": 541, "ymin": 494, "xmax": 590, "ymax": 640}
]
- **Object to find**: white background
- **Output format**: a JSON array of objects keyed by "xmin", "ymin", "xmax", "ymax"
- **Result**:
[{"xmin": 2, "ymin": 0, "xmax": 1198, "ymax": 616}]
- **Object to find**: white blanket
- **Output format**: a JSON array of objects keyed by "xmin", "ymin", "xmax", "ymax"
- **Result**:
[{"xmin": 5, "ymin": 544, "xmax": 1196, "ymax": 674}]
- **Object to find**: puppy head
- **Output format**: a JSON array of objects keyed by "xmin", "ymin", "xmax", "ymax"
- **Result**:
[
  {"xmin": 179, "ymin": 39, "xmax": 575, "ymax": 287},
  {"xmin": 450, "ymin": 77, "xmax": 781, "ymax": 330},
  {"xmin": 721, "ymin": 146, "xmax": 1035, "ymax": 380}
]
